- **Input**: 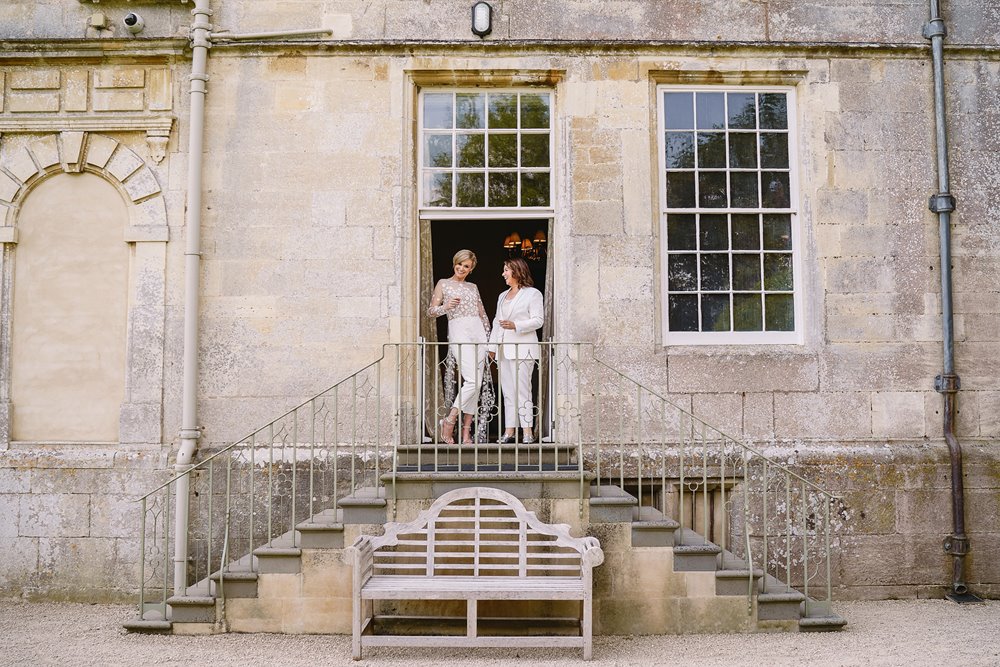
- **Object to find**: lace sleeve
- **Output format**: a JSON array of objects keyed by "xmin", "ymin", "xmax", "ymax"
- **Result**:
[
  {"xmin": 428, "ymin": 280, "xmax": 448, "ymax": 317},
  {"xmin": 475, "ymin": 285, "xmax": 491, "ymax": 337}
]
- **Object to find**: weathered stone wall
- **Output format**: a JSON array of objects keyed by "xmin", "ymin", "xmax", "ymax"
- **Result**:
[{"xmin": 0, "ymin": 0, "xmax": 997, "ymax": 603}]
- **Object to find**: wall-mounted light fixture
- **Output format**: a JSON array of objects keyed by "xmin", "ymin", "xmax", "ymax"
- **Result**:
[{"xmin": 471, "ymin": 2, "xmax": 493, "ymax": 38}]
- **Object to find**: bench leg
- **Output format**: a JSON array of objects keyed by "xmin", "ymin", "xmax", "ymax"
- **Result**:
[
  {"xmin": 582, "ymin": 596, "xmax": 593, "ymax": 660},
  {"xmin": 467, "ymin": 599, "xmax": 477, "ymax": 638},
  {"xmin": 352, "ymin": 597, "xmax": 362, "ymax": 660}
]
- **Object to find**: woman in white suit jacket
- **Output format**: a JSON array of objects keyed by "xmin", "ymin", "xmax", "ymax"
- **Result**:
[{"xmin": 488, "ymin": 258, "xmax": 544, "ymax": 444}]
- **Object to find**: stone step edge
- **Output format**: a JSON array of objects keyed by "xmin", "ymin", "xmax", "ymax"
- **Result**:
[
  {"xmin": 673, "ymin": 543, "xmax": 722, "ymax": 555},
  {"xmin": 757, "ymin": 591, "xmax": 807, "ymax": 603},
  {"xmin": 122, "ymin": 619, "xmax": 173, "ymax": 633},
  {"xmin": 252, "ymin": 546, "xmax": 302, "ymax": 558},
  {"xmin": 799, "ymin": 614, "xmax": 848, "ymax": 631},
  {"xmin": 295, "ymin": 521, "xmax": 345, "ymax": 532},
  {"xmin": 166, "ymin": 594, "xmax": 215, "ymax": 607},
  {"xmin": 209, "ymin": 570, "xmax": 258, "ymax": 583},
  {"xmin": 716, "ymin": 568, "xmax": 764, "ymax": 579}
]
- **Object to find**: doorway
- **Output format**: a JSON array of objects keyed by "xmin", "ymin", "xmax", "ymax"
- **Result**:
[{"xmin": 419, "ymin": 218, "xmax": 552, "ymax": 444}]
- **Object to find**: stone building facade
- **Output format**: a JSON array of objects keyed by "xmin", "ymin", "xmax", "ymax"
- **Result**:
[{"xmin": 0, "ymin": 0, "xmax": 998, "ymax": 603}]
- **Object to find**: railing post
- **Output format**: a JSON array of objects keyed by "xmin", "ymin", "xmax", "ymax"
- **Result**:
[
  {"xmin": 291, "ymin": 408, "xmax": 298, "ymax": 547},
  {"xmin": 138, "ymin": 498, "xmax": 146, "ymax": 618}
]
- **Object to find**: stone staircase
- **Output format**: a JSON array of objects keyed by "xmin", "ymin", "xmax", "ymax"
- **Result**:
[{"xmin": 128, "ymin": 470, "xmax": 845, "ymax": 637}]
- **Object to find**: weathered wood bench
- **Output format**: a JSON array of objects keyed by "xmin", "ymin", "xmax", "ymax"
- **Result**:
[{"xmin": 348, "ymin": 486, "xmax": 604, "ymax": 660}]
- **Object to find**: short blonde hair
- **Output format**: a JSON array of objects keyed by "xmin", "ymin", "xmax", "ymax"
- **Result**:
[{"xmin": 453, "ymin": 249, "xmax": 478, "ymax": 269}]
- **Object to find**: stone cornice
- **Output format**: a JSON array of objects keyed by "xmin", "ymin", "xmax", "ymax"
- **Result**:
[
  {"xmin": 0, "ymin": 115, "xmax": 174, "ymax": 134},
  {"xmin": 0, "ymin": 39, "xmax": 188, "ymax": 62}
]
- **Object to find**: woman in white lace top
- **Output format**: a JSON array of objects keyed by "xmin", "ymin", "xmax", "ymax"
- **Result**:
[{"xmin": 428, "ymin": 249, "xmax": 491, "ymax": 444}]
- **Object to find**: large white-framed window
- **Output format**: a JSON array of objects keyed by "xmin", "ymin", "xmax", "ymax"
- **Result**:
[
  {"xmin": 419, "ymin": 89, "xmax": 553, "ymax": 209},
  {"xmin": 657, "ymin": 85, "xmax": 803, "ymax": 345}
]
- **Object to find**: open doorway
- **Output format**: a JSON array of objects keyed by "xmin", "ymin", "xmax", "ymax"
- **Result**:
[
  {"xmin": 420, "ymin": 218, "xmax": 551, "ymax": 444},
  {"xmin": 428, "ymin": 219, "xmax": 549, "ymax": 339}
]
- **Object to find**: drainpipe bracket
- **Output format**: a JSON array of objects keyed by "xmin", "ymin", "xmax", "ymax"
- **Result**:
[
  {"xmin": 922, "ymin": 19, "xmax": 947, "ymax": 40},
  {"xmin": 934, "ymin": 374, "xmax": 960, "ymax": 393},
  {"xmin": 943, "ymin": 535, "xmax": 969, "ymax": 556},
  {"xmin": 928, "ymin": 193, "xmax": 956, "ymax": 213}
]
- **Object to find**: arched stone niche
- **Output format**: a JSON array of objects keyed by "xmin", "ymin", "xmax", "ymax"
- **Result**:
[{"xmin": 0, "ymin": 132, "xmax": 169, "ymax": 447}]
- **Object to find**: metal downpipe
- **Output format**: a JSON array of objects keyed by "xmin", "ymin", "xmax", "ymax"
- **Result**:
[
  {"xmin": 173, "ymin": 0, "xmax": 213, "ymax": 598},
  {"xmin": 923, "ymin": 0, "xmax": 980, "ymax": 603}
]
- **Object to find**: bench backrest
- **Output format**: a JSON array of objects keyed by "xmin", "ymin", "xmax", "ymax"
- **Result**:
[{"xmin": 365, "ymin": 486, "xmax": 587, "ymax": 579}]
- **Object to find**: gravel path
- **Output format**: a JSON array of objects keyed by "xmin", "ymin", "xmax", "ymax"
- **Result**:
[{"xmin": 1, "ymin": 600, "xmax": 999, "ymax": 666}]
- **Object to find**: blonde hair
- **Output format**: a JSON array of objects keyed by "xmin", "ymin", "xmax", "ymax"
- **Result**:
[{"xmin": 453, "ymin": 249, "xmax": 478, "ymax": 269}]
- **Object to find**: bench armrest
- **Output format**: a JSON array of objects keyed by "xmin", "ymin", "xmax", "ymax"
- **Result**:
[
  {"xmin": 347, "ymin": 535, "xmax": 375, "ymax": 591},
  {"xmin": 580, "ymin": 536, "xmax": 604, "ymax": 568}
]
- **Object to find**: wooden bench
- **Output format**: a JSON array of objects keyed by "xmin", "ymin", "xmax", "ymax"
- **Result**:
[{"xmin": 348, "ymin": 486, "xmax": 604, "ymax": 660}]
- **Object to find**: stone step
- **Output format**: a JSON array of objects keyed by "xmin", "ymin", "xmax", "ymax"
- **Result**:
[
  {"xmin": 715, "ymin": 568, "xmax": 764, "ymax": 596},
  {"xmin": 209, "ymin": 569, "xmax": 259, "ymax": 598},
  {"xmin": 588, "ymin": 485, "xmax": 637, "ymax": 523},
  {"xmin": 165, "ymin": 594, "xmax": 216, "ymax": 623},
  {"xmin": 382, "ymin": 470, "xmax": 594, "ymax": 502},
  {"xmin": 296, "ymin": 508, "xmax": 345, "ymax": 549},
  {"xmin": 122, "ymin": 618, "xmax": 173, "ymax": 634},
  {"xmin": 339, "ymin": 486, "xmax": 388, "ymax": 524},
  {"xmin": 799, "ymin": 612, "xmax": 848, "ymax": 632},
  {"xmin": 672, "ymin": 529, "xmax": 723, "ymax": 571},
  {"xmin": 756, "ymin": 590, "xmax": 807, "ymax": 621},
  {"xmin": 630, "ymin": 504, "xmax": 680, "ymax": 547}
]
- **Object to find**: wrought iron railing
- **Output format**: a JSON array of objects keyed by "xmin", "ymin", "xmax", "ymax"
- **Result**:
[{"xmin": 133, "ymin": 342, "xmax": 840, "ymax": 623}]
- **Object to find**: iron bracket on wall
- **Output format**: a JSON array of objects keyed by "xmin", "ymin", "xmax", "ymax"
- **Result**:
[
  {"xmin": 928, "ymin": 193, "xmax": 956, "ymax": 213},
  {"xmin": 934, "ymin": 374, "xmax": 960, "ymax": 392}
]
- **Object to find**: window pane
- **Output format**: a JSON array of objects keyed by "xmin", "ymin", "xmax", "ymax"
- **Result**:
[
  {"xmin": 759, "ymin": 93, "xmax": 788, "ymax": 130},
  {"xmin": 697, "ymin": 132, "xmax": 726, "ymax": 168},
  {"xmin": 456, "ymin": 93, "xmax": 485, "ymax": 129},
  {"xmin": 664, "ymin": 92, "xmax": 694, "ymax": 130},
  {"xmin": 701, "ymin": 294, "xmax": 731, "ymax": 331},
  {"xmin": 763, "ymin": 253, "xmax": 793, "ymax": 291},
  {"xmin": 760, "ymin": 133, "xmax": 789, "ymax": 168},
  {"xmin": 424, "ymin": 172, "xmax": 452, "ymax": 207},
  {"xmin": 668, "ymin": 294, "xmax": 699, "ymax": 331},
  {"xmin": 456, "ymin": 134, "xmax": 484, "ymax": 168},
  {"xmin": 424, "ymin": 134, "xmax": 452, "ymax": 167},
  {"xmin": 763, "ymin": 214, "xmax": 792, "ymax": 250},
  {"xmin": 488, "ymin": 93, "xmax": 518, "ymax": 129},
  {"xmin": 762, "ymin": 172, "xmax": 790, "ymax": 208},
  {"xmin": 488, "ymin": 172, "xmax": 518, "ymax": 206},
  {"xmin": 730, "ymin": 172, "xmax": 760, "ymax": 208},
  {"xmin": 666, "ymin": 172, "xmax": 696, "ymax": 208},
  {"xmin": 520, "ymin": 133, "xmax": 550, "ymax": 168},
  {"xmin": 765, "ymin": 293, "xmax": 794, "ymax": 331},
  {"xmin": 731, "ymin": 214, "xmax": 760, "ymax": 250},
  {"xmin": 666, "ymin": 132, "xmax": 695, "ymax": 168},
  {"xmin": 488, "ymin": 133, "xmax": 517, "ymax": 168},
  {"xmin": 668, "ymin": 254, "xmax": 698, "ymax": 291},
  {"xmin": 696, "ymin": 92, "xmax": 725, "ymax": 129},
  {"xmin": 733, "ymin": 294, "xmax": 763, "ymax": 331},
  {"xmin": 728, "ymin": 93, "xmax": 757, "ymax": 129},
  {"xmin": 667, "ymin": 214, "xmax": 696, "ymax": 250},
  {"xmin": 729, "ymin": 133, "xmax": 757, "ymax": 168},
  {"xmin": 700, "ymin": 253, "xmax": 730, "ymax": 291},
  {"xmin": 520, "ymin": 172, "xmax": 550, "ymax": 207},
  {"xmin": 698, "ymin": 172, "xmax": 727, "ymax": 208},
  {"xmin": 423, "ymin": 93, "xmax": 453, "ymax": 129},
  {"xmin": 732, "ymin": 254, "xmax": 761, "ymax": 290},
  {"xmin": 456, "ymin": 172, "xmax": 485, "ymax": 207},
  {"xmin": 699, "ymin": 214, "xmax": 728, "ymax": 250},
  {"xmin": 520, "ymin": 94, "xmax": 550, "ymax": 129}
]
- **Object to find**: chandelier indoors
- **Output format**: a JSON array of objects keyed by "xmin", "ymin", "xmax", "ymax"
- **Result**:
[{"xmin": 502, "ymin": 230, "xmax": 547, "ymax": 261}]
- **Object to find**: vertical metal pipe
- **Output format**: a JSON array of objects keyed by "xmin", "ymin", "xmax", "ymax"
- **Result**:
[
  {"xmin": 173, "ymin": 0, "xmax": 213, "ymax": 598},
  {"xmin": 923, "ymin": 0, "xmax": 978, "ymax": 602}
]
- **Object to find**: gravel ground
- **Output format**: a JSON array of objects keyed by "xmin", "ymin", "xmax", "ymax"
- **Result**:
[{"xmin": 1, "ymin": 600, "xmax": 999, "ymax": 667}]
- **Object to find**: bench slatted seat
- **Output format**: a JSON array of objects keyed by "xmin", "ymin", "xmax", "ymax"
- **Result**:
[{"xmin": 348, "ymin": 486, "xmax": 604, "ymax": 660}]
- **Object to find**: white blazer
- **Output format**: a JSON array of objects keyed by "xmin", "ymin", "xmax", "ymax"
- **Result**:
[{"xmin": 489, "ymin": 286, "xmax": 544, "ymax": 360}]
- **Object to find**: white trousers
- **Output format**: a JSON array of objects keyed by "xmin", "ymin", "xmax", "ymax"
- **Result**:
[
  {"xmin": 448, "ymin": 317, "xmax": 487, "ymax": 415},
  {"xmin": 499, "ymin": 357, "xmax": 536, "ymax": 428}
]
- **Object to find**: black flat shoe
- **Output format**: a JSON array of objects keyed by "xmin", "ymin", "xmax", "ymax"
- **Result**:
[{"xmin": 498, "ymin": 434, "xmax": 515, "ymax": 444}]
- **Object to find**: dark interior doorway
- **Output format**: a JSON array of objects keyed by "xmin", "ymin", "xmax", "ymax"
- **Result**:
[{"xmin": 430, "ymin": 219, "xmax": 549, "ymax": 339}]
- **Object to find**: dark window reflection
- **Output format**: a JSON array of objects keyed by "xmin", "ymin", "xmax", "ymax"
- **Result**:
[
  {"xmin": 698, "ymin": 172, "xmax": 727, "ymax": 208},
  {"xmin": 488, "ymin": 172, "xmax": 518, "ymax": 206},
  {"xmin": 765, "ymin": 293, "xmax": 794, "ymax": 330},
  {"xmin": 759, "ymin": 93, "xmax": 788, "ymax": 129},
  {"xmin": 701, "ymin": 294, "xmax": 731, "ymax": 331},
  {"xmin": 520, "ymin": 172, "xmax": 549, "ymax": 207},
  {"xmin": 699, "ymin": 214, "xmax": 728, "ymax": 250},
  {"xmin": 733, "ymin": 294, "xmax": 763, "ymax": 331},
  {"xmin": 763, "ymin": 214, "xmax": 792, "ymax": 250},
  {"xmin": 668, "ymin": 254, "xmax": 698, "ymax": 291},
  {"xmin": 730, "ymin": 172, "xmax": 759, "ymax": 208},
  {"xmin": 700, "ymin": 253, "xmax": 730, "ymax": 290},
  {"xmin": 760, "ymin": 133, "xmax": 789, "ymax": 169},
  {"xmin": 731, "ymin": 214, "xmax": 760, "ymax": 250},
  {"xmin": 697, "ymin": 132, "xmax": 726, "ymax": 168},
  {"xmin": 666, "ymin": 132, "xmax": 695, "ymax": 169},
  {"xmin": 732, "ymin": 254, "xmax": 761, "ymax": 290},
  {"xmin": 762, "ymin": 172, "xmax": 790, "ymax": 208},
  {"xmin": 667, "ymin": 214, "xmax": 697, "ymax": 250},
  {"xmin": 666, "ymin": 172, "xmax": 696, "ymax": 208},
  {"xmin": 728, "ymin": 93, "xmax": 756, "ymax": 129},
  {"xmin": 669, "ymin": 294, "xmax": 699, "ymax": 331}
]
